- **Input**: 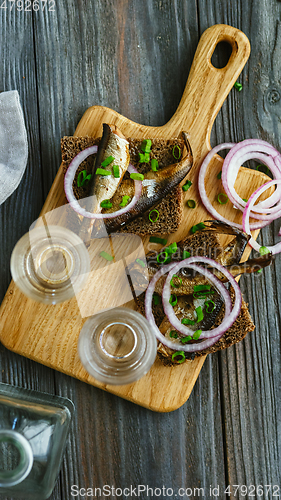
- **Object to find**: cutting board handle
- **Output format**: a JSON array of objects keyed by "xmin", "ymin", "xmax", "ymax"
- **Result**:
[{"xmin": 165, "ymin": 24, "xmax": 250, "ymax": 162}]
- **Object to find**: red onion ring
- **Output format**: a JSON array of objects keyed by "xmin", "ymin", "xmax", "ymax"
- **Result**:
[
  {"xmin": 64, "ymin": 145, "xmax": 143, "ymax": 219},
  {"xmin": 144, "ymin": 258, "xmax": 242, "ymax": 353},
  {"xmin": 242, "ymin": 179, "xmax": 281, "ymax": 254},
  {"xmin": 163, "ymin": 257, "xmax": 241, "ymax": 339}
]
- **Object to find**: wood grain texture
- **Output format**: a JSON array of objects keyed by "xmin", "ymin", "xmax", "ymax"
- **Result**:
[{"xmin": 0, "ymin": 1, "xmax": 280, "ymax": 499}]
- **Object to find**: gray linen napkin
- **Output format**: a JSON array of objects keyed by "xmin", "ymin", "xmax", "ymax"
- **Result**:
[{"xmin": 0, "ymin": 90, "xmax": 28, "ymax": 205}]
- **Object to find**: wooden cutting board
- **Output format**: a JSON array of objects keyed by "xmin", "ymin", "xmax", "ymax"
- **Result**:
[{"xmin": 0, "ymin": 24, "xmax": 267, "ymax": 412}]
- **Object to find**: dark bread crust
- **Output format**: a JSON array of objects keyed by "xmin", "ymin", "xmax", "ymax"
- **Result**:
[{"xmin": 61, "ymin": 136, "xmax": 185, "ymax": 236}]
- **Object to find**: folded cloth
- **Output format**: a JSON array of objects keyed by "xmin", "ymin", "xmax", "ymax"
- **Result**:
[{"xmin": 0, "ymin": 90, "xmax": 28, "ymax": 206}]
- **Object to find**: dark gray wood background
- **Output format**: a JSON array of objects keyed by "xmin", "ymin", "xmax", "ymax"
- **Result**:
[{"xmin": 1, "ymin": 1, "xmax": 281, "ymax": 499}]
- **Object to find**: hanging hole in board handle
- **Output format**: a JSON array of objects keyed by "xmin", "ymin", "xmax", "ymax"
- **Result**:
[{"xmin": 211, "ymin": 40, "xmax": 233, "ymax": 69}]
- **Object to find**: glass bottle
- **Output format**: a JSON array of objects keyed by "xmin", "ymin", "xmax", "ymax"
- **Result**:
[
  {"xmin": 10, "ymin": 225, "xmax": 90, "ymax": 304},
  {"xmin": 0, "ymin": 383, "xmax": 74, "ymax": 499},
  {"xmin": 78, "ymin": 307, "xmax": 157, "ymax": 385}
]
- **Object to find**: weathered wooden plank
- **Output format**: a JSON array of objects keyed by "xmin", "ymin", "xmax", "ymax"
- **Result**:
[{"xmin": 198, "ymin": 0, "xmax": 281, "ymax": 493}]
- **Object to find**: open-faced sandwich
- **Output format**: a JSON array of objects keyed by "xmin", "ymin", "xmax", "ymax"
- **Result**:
[{"xmin": 61, "ymin": 125, "xmax": 274, "ymax": 364}]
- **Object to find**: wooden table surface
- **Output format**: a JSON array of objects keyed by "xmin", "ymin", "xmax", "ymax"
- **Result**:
[{"xmin": 1, "ymin": 2, "xmax": 281, "ymax": 499}]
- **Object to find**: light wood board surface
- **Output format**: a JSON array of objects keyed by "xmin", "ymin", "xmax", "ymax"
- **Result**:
[{"xmin": 0, "ymin": 24, "xmax": 268, "ymax": 412}]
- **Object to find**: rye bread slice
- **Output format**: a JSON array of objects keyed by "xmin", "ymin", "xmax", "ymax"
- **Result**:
[
  {"xmin": 61, "ymin": 136, "xmax": 185, "ymax": 235},
  {"xmin": 136, "ymin": 229, "xmax": 255, "ymax": 362}
]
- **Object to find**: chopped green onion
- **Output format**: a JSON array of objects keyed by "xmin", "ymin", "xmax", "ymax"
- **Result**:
[
  {"xmin": 242, "ymin": 198, "xmax": 248, "ymax": 202},
  {"xmin": 182, "ymin": 250, "xmax": 191, "ymax": 259},
  {"xmin": 153, "ymin": 293, "xmax": 161, "ymax": 305},
  {"xmin": 193, "ymin": 330, "xmax": 202, "ymax": 340},
  {"xmin": 100, "ymin": 199, "xmax": 113, "ymax": 209},
  {"xmin": 190, "ymin": 222, "xmax": 206, "ymax": 234},
  {"xmin": 157, "ymin": 251, "xmax": 170, "ymax": 264},
  {"xmin": 101, "ymin": 156, "xmax": 114, "ymax": 167},
  {"xmin": 172, "ymin": 144, "xmax": 181, "ymax": 160},
  {"xmin": 181, "ymin": 335, "xmax": 193, "ymax": 344},
  {"xmin": 151, "ymin": 159, "xmax": 159, "ymax": 171},
  {"xmin": 193, "ymin": 291, "xmax": 213, "ymax": 299},
  {"xmin": 130, "ymin": 173, "xmax": 144, "ymax": 181},
  {"xmin": 217, "ymin": 171, "xmax": 222, "ymax": 179},
  {"xmin": 217, "ymin": 193, "xmax": 229, "ymax": 204},
  {"xmin": 149, "ymin": 209, "xmax": 160, "ymax": 223},
  {"xmin": 181, "ymin": 318, "xmax": 195, "ymax": 325},
  {"xmin": 169, "ymin": 330, "xmax": 178, "ymax": 339},
  {"xmin": 234, "ymin": 82, "xmax": 243, "ymax": 91},
  {"xmin": 170, "ymin": 275, "xmax": 182, "ymax": 288},
  {"xmin": 139, "ymin": 152, "xmax": 150, "ymax": 163},
  {"xmin": 187, "ymin": 199, "xmax": 196, "ymax": 209},
  {"xmin": 182, "ymin": 180, "xmax": 192, "ymax": 191},
  {"xmin": 256, "ymin": 164, "xmax": 270, "ymax": 176},
  {"xmin": 100, "ymin": 251, "xmax": 113, "ymax": 261},
  {"xmin": 77, "ymin": 170, "xmax": 92, "ymax": 187},
  {"xmin": 256, "ymin": 269, "xmax": 263, "ymax": 274},
  {"xmin": 169, "ymin": 294, "xmax": 177, "ymax": 307},
  {"xmin": 120, "ymin": 195, "xmax": 130, "ymax": 207},
  {"xmin": 194, "ymin": 284, "xmax": 211, "ymax": 292},
  {"xmin": 96, "ymin": 168, "xmax": 111, "ymax": 176},
  {"xmin": 141, "ymin": 139, "xmax": 152, "ymax": 153},
  {"xmin": 171, "ymin": 351, "xmax": 186, "ymax": 363},
  {"xmin": 149, "ymin": 236, "xmax": 168, "ymax": 245},
  {"xmin": 166, "ymin": 242, "xmax": 177, "ymax": 254},
  {"xmin": 205, "ymin": 300, "xmax": 215, "ymax": 313},
  {"xmin": 136, "ymin": 258, "xmax": 145, "ymax": 267},
  {"xmin": 195, "ymin": 306, "xmax": 204, "ymax": 323},
  {"xmin": 113, "ymin": 165, "xmax": 120, "ymax": 178},
  {"xmin": 259, "ymin": 246, "xmax": 270, "ymax": 255}
]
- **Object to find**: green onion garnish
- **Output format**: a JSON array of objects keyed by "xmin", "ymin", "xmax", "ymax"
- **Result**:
[
  {"xmin": 101, "ymin": 156, "xmax": 114, "ymax": 167},
  {"xmin": 256, "ymin": 269, "xmax": 263, "ymax": 274},
  {"xmin": 169, "ymin": 330, "xmax": 178, "ymax": 339},
  {"xmin": 157, "ymin": 251, "xmax": 170, "ymax": 264},
  {"xmin": 256, "ymin": 164, "xmax": 270, "ymax": 176},
  {"xmin": 120, "ymin": 195, "xmax": 130, "ymax": 207},
  {"xmin": 217, "ymin": 193, "xmax": 229, "ymax": 204},
  {"xmin": 193, "ymin": 330, "xmax": 202, "ymax": 340},
  {"xmin": 259, "ymin": 246, "xmax": 270, "ymax": 255},
  {"xmin": 149, "ymin": 236, "xmax": 168, "ymax": 245},
  {"xmin": 136, "ymin": 258, "xmax": 145, "ymax": 267},
  {"xmin": 194, "ymin": 285, "xmax": 211, "ymax": 292},
  {"xmin": 181, "ymin": 335, "xmax": 193, "ymax": 344},
  {"xmin": 181, "ymin": 318, "xmax": 195, "ymax": 325},
  {"xmin": 96, "ymin": 168, "xmax": 111, "ymax": 176},
  {"xmin": 182, "ymin": 250, "xmax": 191, "ymax": 259},
  {"xmin": 170, "ymin": 275, "xmax": 182, "ymax": 288},
  {"xmin": 205, "ymin": 300, "xmax": 215, "ymax": 313},
  {"xmin": 190, "ymin": 222, "xmax": 206, "ymax": 234},
  {"xmin": 169, "ymin": 294, "xmax": 177, "ymax": 307},
  {"xmin": 195, "ymin": 306, "xmax": 204, "ymax": 323},
  {"xmin": 193, "ymin": 291, "xmax": 213, "ymax": 299},
  {"xmin": 141, "ymin": 139, "xmax": 152, "ymax": 153},
  {"xmin": 113, "ymin": 165, "xmax": 120, "ymax": 178},
  {"xmin": 151, "ymin": 159, "xmax": 159, "ymax": 171},
  {"xmin": 149, "ymin": 209, "xmax": 160, "ymax": 223},
  {"xmin": 77, "ymin": 170, "xmax": 91, "ymax": 187},
  {"xmin": 234, "ymin": 82, "xmax": 243, "ymax": 91},
  {"xmin": 182, "ymin": 180, "xmax": 192, "ymax": 191},
  {"xmin": 217, "ymin": 171, "xmax": 222, "ymax": 179},
  {"xmin": 130, "ymin": 173, "xmax": 144, "ymax": 181},
  {"xmin": 171, "ymin": 351, "xmax": 185, "ymax": 363},
  {"xmin": 153, "ymin": 293, "xmax": 161, "ymax": 305},
  {"xmin": 100, "ymin": 199, "xmax": 113, "ymax": 209},
  {"xmin": 242, "ymin": 198, "xmax": 248, "ymax": 202},
  {"xmin": 187, "ymin": 199, "xmax": 196, "ymax": 209},
  {"xmin": 172, "ymin": 144, "xmax": 181, "ymax": 160},
  {"xmin": 100, "ymin": 251, "xmax": 113, "ymax": 261},
  {"xmin": 166, "ymin": 242, "xmax": 177, "ymax": 255},
  {"xmin": 139, "ymin": 152, "xmax": 150, "ymax": 163}
]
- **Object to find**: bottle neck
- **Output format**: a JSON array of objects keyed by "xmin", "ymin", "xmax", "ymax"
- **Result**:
[{"xmin": 0, "ymin": 430, "xmax": 33, "ymax": 487}]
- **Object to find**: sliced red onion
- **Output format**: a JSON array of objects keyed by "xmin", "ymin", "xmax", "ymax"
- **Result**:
[
  {"xmin": 222, "ymin": 139, "xmax": 281, "ymax": 216},
  {"xmin": 242, "ymin": 179, "xmax": 281, "ymax": 254},
  {"xmin": 163, "ymin": 257, "xmax": 241, "ymax": 339},
  {"xmin": 144, "ymin": 258, "xmax": 242, "ymax": 353},
  {"xmin": 64, "ymin": 145, "xmax": 142, "ymax": 219},
  {"xmin": 198, "ymin": 143, "xmax": 270, "ymax": 231}
]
